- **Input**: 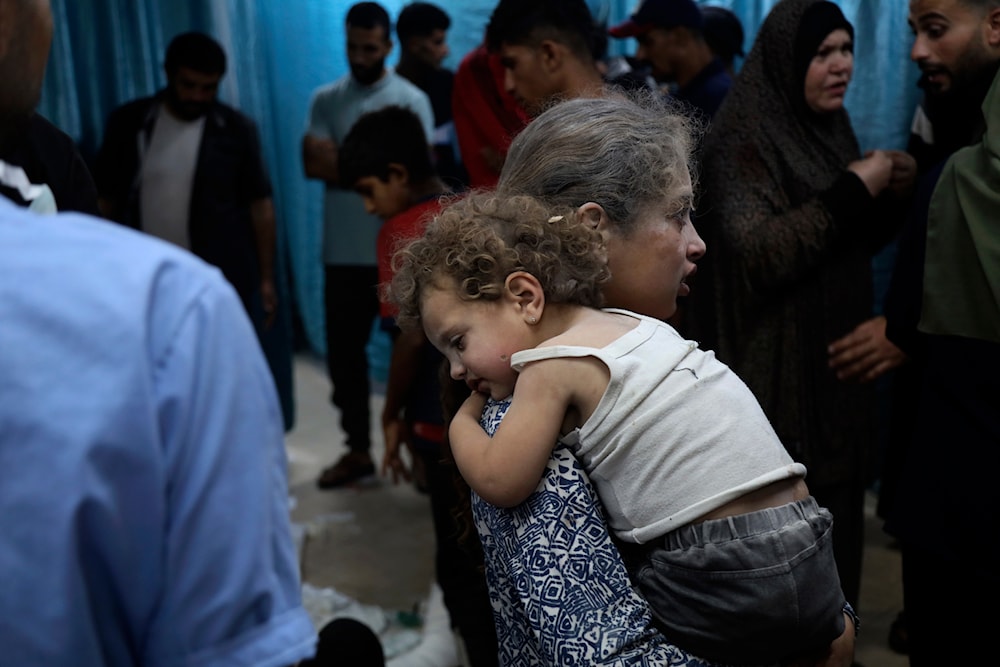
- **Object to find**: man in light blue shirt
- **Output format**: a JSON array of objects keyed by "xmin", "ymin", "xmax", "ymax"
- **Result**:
[
  {"xmin": 302, "ymin": 1, "xmax": 433, "ymax": 490},
  {"xmin": 0, "ymin": 1, "xmax": 317, "ymax": 663}
]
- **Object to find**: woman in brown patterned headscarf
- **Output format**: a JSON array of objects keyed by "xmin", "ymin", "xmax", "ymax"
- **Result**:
[{"xmin": 694, "ymin": 0, "xmax": 915, "ymax": 612}]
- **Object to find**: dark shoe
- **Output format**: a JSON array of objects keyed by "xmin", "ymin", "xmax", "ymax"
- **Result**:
[
  {"xmin": 888, "ymin": 610, "xmax": 909, "ymax": 654},
  {"xmin": 317, "ymin": 452, "xmax": 375, "ymax": 489}
]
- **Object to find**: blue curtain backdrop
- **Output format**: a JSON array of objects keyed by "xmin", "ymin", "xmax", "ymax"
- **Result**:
[{"xmin": 38, "ymin": 0, "xmax": 919, "ymax": 421}]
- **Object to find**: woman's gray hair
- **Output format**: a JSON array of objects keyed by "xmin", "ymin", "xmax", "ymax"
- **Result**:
[{"xmin": 497, "ymin": 88, "xmax": 700, "ymax": 235}]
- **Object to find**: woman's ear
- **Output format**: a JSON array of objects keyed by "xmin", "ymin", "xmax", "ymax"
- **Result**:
[
  {"xmin": 504, "ymin": 271, "xmax": 545, "ymax": 322},
  {"xmin": 576, "ymin": 202, "xmax": 607, "ymax": 230}
]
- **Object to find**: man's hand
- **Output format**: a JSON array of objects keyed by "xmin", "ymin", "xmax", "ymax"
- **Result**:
[
  {"xmin": 260, "ymin": 277, "xmax": 278, "ymax": 329},
  {"xmin": 885, "ymin": 149, "xmax": 917, "ymax": 199},
  {"xmin": 301, "ymin": 135, "xmax": 339, "ymax": 185},
  {"xmin": 828, "ymin": 315, "xmax": 907, "ymax": 383}
]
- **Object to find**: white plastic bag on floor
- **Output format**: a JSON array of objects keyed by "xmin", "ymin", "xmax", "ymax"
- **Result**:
[{"xmin": 387, "ymin": 583, "xmax": 460, "ymax": 667}]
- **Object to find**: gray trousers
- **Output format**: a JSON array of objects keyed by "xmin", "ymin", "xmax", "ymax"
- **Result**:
[{"xmin": 620, "ymin": 496, "xmax": 846, "ymax": 665}]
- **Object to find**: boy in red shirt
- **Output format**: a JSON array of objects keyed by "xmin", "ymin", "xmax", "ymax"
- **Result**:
[{"xmin": 338, "ymin": 105, "xmax": 498, "ymax": 667}]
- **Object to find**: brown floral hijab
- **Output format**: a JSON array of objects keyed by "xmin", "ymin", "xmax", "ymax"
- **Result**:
[{"xmin": 703, "ymin": 0, "xmax": 860, "ymax": 207}]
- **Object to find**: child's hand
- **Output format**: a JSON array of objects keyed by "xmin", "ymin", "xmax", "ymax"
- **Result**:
[
  {"xmin": 449, "ymin": 391, "xmax": 489, "ymax": 452},
  {"xmin": 457, "ymin": 391, "xmax": 489, "ymax": 421}
]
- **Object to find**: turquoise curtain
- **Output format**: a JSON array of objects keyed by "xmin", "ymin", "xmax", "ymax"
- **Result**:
[{"xmin": 37, "ymin": 0, "xmax": 918, "ymax": 416}]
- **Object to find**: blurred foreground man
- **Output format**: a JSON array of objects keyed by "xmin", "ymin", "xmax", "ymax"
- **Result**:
[{"xmin": 0, "ymin": 1, "xmax": 317, "ymax": 664}]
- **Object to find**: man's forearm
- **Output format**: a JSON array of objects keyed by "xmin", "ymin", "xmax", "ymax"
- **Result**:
[
  {"xmin": 250, "ymin": 198, "xmax": 276, "ymax": 283},
  {"xmin": 301, "ymin": 135, "xmax": 339, "ymax": 184}
]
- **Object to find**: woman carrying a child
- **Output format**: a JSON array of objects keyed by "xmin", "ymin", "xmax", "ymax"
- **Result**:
[{"xmin": 388, "ymin": 90, "xmax": 858, "ymax": 667}]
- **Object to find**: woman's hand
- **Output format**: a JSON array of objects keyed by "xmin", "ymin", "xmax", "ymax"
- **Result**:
[{"xmin": 847, "ymin": 150, "xmax": 893, "ymax": 197}]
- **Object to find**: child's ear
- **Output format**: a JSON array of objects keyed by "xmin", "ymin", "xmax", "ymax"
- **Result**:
[
  {"xmin": 504, "ymin": 271, "xmax": 545, "ymax": 323},
  {"xmin": 387, "ymin": 163, "xmax": 410, "ymax": 185}
]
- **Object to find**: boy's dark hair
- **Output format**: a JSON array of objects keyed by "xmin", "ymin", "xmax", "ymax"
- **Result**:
[
  {"xmin": 346, "ymin": 2, "xmax": 391, "ymax": 36},
  {"xmin": 165, "ymin": 32, "xmax": 226, "ymax": 77},
  {"xmin": 702, "ymin": 6, "xmax": 745, "ymax": 65},
  {"xmin": 486, "ymin": 0, "xmax": 601, "ymax": 63},
  {"xmin": 339, "ymin": 106, "xmax": 434, "ymax": 187},
  {"xmin": 397, "ymin": 2, "xmax": 451, "ymax": 43}
]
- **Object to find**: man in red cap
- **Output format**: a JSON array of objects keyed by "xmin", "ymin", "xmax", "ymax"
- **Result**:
[{"xmin": 609, "ymin": 0, "xmax": 732, "ymax": 119}]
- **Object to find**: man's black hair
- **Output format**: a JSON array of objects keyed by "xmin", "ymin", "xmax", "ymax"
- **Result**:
[
  {"xmin": 339, "ymin": 106, "xmax": 434, "ymax": 187},
  {"xmin": 346, "ymin": 1, "xmax": 392, "ymax": 36},
  {"xmin": 397, "ymin": 2, "xmax": 451, "ymax": 43},
  {"xmin": 486, "ymin": 0, "xmax": 600, "ymax": 63},
  {"xmin": 165, "ymin": 32, "xmax": 226, "ymax": 77}
]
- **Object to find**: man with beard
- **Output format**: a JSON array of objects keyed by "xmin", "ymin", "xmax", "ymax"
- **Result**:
[
  {"xmin": 95, "ymin": 32, "xmax": 276, "ymax": 325},
  {"xmin": 870, "ymin": 1, "xmax": 1000, "ymax": 655},
  {"xmin": 907, "ymin": 0, "xmax": 1000, "ymax": 173},
  {"xmin": 302, "ymin": 2, "xmax": 433, "ymax": 490}
]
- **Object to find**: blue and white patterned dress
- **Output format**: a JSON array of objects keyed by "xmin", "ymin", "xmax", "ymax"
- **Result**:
[{"xmin": 474, "ymin": 397, "xmax": 715, "ymax": 666}]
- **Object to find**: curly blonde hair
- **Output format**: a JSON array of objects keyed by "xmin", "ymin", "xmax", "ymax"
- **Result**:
[{"xmin": 390, "ymin": 192, "xmax": 611, "ymax": 330}]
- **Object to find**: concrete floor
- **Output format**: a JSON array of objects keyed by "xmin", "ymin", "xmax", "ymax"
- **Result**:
[{"xmin": 284, "ymin": 353, "xmax": 909, "ymax": 666}]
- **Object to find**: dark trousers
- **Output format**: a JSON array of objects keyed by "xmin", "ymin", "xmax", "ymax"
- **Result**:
[
  {"xmin": 416, "ymin": 438, "xmax": 499, "ymax": 667},
  {"xmin": 902, "ymin": 542, "xmax": 999, "ymax": 666},
  {"xmin": 324, "ymin": 265, "xmax": 378, "ymax": 453},
  {"xmin": 809, "ymin": 478, "xmax": 866, "ymax": 610}
]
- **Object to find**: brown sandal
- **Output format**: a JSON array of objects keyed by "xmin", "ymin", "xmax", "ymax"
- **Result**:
[{"xmin": 317, "ymin": 453, "xmax": 375, "ymax": 489}]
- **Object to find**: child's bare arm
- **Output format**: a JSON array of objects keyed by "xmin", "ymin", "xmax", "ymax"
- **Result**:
[{"xmin": 449, "ymin": 360, "xmax": 575, "ymax": 507}]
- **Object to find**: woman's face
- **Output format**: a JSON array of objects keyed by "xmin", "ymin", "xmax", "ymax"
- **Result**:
[
  {"xmin": 601, "ymin": 175, "xmax": 706, "ymax": 321},
  {"xmin": 804, "ymin": 28, "xmax": 854, "ymax": 113}
]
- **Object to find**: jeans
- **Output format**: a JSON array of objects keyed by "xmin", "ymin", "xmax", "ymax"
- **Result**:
[{"xmin": 627, "ymin": 496, "xmax": 845, "ymax": 665}]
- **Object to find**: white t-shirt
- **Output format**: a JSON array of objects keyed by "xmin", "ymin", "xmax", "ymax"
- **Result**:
[{"xmin": 140, "ymin": 108, "xmax": 205, "ymax": 249}]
